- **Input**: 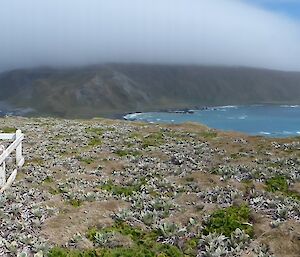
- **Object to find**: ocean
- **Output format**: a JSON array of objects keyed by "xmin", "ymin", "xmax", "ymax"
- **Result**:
[{"xmin": 124, "ymin": 105, "xmax": 300, "ymax": 138}]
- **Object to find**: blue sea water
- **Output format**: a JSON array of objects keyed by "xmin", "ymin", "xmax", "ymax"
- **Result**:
[{"xmin": 124, "ymin": 105, "xmax": 300, "ymax": 137}]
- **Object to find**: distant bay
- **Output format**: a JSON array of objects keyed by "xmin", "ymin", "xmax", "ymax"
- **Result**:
[{"xmin": 124, "ymin": 105, "xmax": 300, "ymax": 138}]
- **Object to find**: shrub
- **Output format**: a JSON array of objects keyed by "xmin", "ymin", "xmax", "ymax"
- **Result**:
[
  {"xmin": 43, "ymin": 176, "xmax": 54, "ymax": 183},
  {"xmin": 266, "ymin": 175, "xmax": 300, "ymax": 201},
  {"xmin": 100, "ymin": 180, "xmax": 144, "ymax": 196},
  {"xmin": 203, "ymin": 205, "xmax": 254, "ymax": 237},
  {"xmin": 0, "ymin": 127, "xmax": 16, "ymax": 133},
  {"xmin": 85, "ymin": 128, "xmax": 104, "ymax": 136},
  {"xmin": 199, "ymin": 130, "xmax": 217, "ymax": 139},
  {"xmin": 286, "ymin": 191, "xmax": 300, "ymax": 201},
  {"xmin": 142, "ymin": 132, "xmax": 164, "ymax": 148},
  {"xmin": 88, "ymin": 138, "xmax": 102, "ymax": 147},
  {"xmin": 87, "ymin": 222, "xmax": 145, "ymax": 243},
  {"xmin": 85, "ymin": 127, "xmax": 103, "ymax": 146},
  {"xmin": 85, "ymin": 222, "xmax": 184, "ymax": 257},
  {"xmin": 69, "ymin": 199, "xmax": 82, "ymax": 207},
  {"xmin": 47, "ymin": 246, "xmax": 176, "ymax": 257},
  {"xmin": 266, "ymin": 176, "xmax": 288, "ymax": 193}
]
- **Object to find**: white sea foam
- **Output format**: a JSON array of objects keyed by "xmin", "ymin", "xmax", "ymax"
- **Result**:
[
  {"xmin": 217, "ymin": 105, "xmax": 238, "ymax": 109},
  {"xmin": 282, "ymin": 131, "xmax": 293, "ymax": 135},
  {"xmin": 227, "ymin": 115, "xmax": 247, "ymax": 120},
  {"xmin": 123, "ymin": 113, "xmax": 143, "ymax": 120},
  {"xmin": 213, "ymin": 105, "xmax": 239, "ymax": 112},
  {"xmin": 280, "ymin": 105, "xmax": 300, "ymax": 108},
  {"xmin": 259, "ymin": 131, "xmax": 271, "ymax": 135}
]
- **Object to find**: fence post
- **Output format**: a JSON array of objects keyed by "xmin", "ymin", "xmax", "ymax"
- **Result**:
[
  {"xmin": 16, "ymin": 130, "xmax": 24, "ymax": 167},
  {"xmin": 0, "ymin": 130, "xmax": 24, "ymax": 192},
  {"xmin": 0, "ymin": 161, "xmax": 5, "ymax": 187}
]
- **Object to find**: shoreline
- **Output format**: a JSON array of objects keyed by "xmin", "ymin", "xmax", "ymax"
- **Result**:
[
  {"xmin": 121, "ymin": 104, "xmax": 300, "ymax": 139},
  {"xmin": 1, "ymin": 104, "xmax": 300, "ymax": 139}
]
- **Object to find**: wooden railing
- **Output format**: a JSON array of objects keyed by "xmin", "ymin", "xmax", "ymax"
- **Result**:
[{"xmin": 0, "ymin": 130, "xmax": 24, "ymax": 193}]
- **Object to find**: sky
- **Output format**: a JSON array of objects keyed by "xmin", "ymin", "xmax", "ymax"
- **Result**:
[
  {"xmin": 246, "ymin": 0, "xmax": 300, "ymax": 18},
  {"xmin": 0, "ymin": 0, "xmax": 300, "ymax": 72}
]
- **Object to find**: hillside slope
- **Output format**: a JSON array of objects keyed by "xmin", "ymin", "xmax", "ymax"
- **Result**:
[{"xmin": 0, "ymin": 64, "xmax": 300, "ymax": 117}]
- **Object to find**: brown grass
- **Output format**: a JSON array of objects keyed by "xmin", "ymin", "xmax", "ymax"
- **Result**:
[{"xmin": 41, "ymin": 200, "xmax": 128, "ymax": 246}]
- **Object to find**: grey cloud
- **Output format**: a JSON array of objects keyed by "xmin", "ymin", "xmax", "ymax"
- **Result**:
[{"xmin": 0, "ymin": 0, "xmax": 300, "ymax": 72}]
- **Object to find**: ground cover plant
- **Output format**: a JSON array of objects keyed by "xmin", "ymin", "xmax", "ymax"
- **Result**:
[
  {"xmin": 202, "ymin": 205, "xmax": 254, "ymax": 237},
  {"xmin": 0, "ymin": 117, "xmax": 299, "ymax": 257},
  {"xmin": 266, "ymin": 175, "xmax": 300, "ymax": 200}
]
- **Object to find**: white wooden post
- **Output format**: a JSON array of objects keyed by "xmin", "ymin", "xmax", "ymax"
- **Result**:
[
  {"xmin": 16, "ymin": 130, "xmax": 24, "ymax": 167},
  {"xmin": 0, "ymin": 130, "xmax": 25, "ymax": 192},
  {"xmin": 0, "ymin": 161, "xmax": 5, "ymax": 187},
  {"xmin": 0, "ymin": 145, "xmax": 4, "ymax": 187},
  {"xmin": 0, "ymin": 169, "xmax": 17, "ymax": 194}
]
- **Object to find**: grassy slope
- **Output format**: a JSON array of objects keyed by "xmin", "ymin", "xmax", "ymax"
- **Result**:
[{"xmin": 0, "ymin": 117, "xmax": 299, "ymax": 256}]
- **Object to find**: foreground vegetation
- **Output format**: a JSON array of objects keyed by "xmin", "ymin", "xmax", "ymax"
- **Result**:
[{"xmin": 0, "ymin": 117, "xmax": 299, "ymax": 257}]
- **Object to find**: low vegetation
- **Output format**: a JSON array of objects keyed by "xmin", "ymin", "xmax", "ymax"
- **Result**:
[
  {"xmin": 48, "ymin": 245, "xmax": 182, "ymax": 257},
  {"xmin": 266, "ymin": 175, "xmax": 300, "ymax": 200},
  {"xmin": 48, "ymin": 222, "xmax": 183, "ymax": 257},
  {"xmin": 266, "ymin": 175, "xmax": 289, "ymax": 193},
  {"xmin": 1, "ymin": 117, "xmax": 299, "ymax": 257},
  {"xmin": 88, "ymin": 138, "xmax": 102, "ymax": 147},
  {"xmin": 203, "ymin": 205, "xmax": 254, "ymax": 237},
  {"xmin": 85, "ymin": 128, "xmax": 104, "ymax": 136},
  {"xmin": 0, "ymin": 126, "xmax": 16, "ymax": 133},
  {"xmin": 141, "ymin": 132, "xmax": 165, "ymax": 148},
  {"xmin": 199, "ymin": 130, "xmax": 218, "ymax": 139},
  {"xmin": 99, "ymin": 180, "xmax": 144, "ymax": 196},
  {"xmin": 114, "ymin": 149, "xmax": 141, "ymax": 157},
  {"xmin": 78, "ymin": 157, "xmax": 95, "ymax": 165}
]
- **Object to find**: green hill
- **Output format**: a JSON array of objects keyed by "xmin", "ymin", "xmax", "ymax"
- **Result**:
[{"xmin": 1, "ymin": 64, "xmax": 300, "ymax": 117}]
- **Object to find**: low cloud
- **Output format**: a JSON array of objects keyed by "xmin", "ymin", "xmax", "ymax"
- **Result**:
[{"xmin": 0, "ymin": 0, "xmax": 300, "ymax": 72}]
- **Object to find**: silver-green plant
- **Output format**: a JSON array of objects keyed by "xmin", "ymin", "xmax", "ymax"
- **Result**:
[{"xmin": 94, "ymin": 232, "xmax": 114, "ymax": 247}]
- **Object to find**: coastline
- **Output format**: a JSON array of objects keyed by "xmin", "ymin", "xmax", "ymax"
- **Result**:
[
  {"xmin": 1, "ymin": 103, "xmax": 300, "ymax": 138},
  {"xmin": 122, "ymin": 104, "xmax": 300, "ymax": 138}
]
